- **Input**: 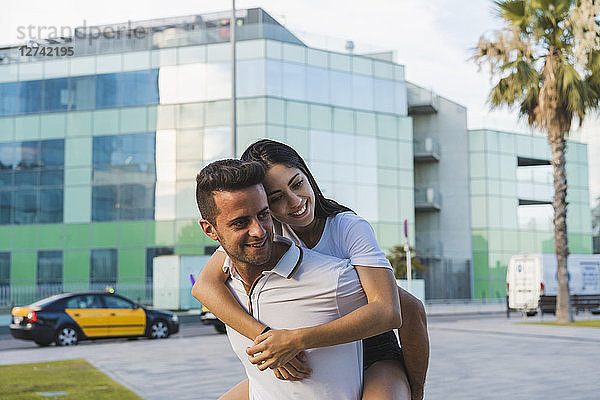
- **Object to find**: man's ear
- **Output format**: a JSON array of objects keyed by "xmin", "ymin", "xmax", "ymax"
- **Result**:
[{"xmin": 199, "ymin": 219, "xmax": 219, "ymax": 242}]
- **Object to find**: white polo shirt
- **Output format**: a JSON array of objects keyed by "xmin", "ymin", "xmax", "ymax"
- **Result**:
[{"xmin": 224, "ymin": 237, "xmax": 367, "ymax": 400}]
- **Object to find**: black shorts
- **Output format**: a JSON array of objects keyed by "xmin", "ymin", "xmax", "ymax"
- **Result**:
[{"xmin": 363, "ymin": 330, "xmax": 405, "ymax": 371}]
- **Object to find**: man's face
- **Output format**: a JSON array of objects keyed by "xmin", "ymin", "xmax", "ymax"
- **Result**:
[{"xmin": 201, "ymin": 184, "xmax": 274, "ymax": 267}]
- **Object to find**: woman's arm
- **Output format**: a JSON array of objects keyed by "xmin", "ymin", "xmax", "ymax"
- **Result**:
[
  {"xmin": 191, "ymin": 250, "xmax": 266, "ymax": 340},
  {"xmin": 246, "ymin": 265, "xmax": 402, "ymax": 370}
]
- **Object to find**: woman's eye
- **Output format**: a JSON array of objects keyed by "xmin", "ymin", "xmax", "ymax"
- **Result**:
[
  {"xmin": 292, "ymin": 179, "xmax": 303, "ymax": 189},
  {"xmin": 270, "ymin": 195, "xmax": 282, "ymax": 203}
]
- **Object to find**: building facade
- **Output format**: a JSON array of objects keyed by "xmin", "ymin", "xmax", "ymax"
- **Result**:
[
  {"xmin": 0, "ymin": 9, "xmax": 415, "ymax": 306},
  {"xmin": 469, "ymin": 129, "xmax": 592, "ymax": 299},
  {"xmin": 0, "ymin": 8, "xmax": 594, "ymax": 306}
]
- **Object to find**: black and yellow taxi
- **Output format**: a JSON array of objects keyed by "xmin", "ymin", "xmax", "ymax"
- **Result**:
[{"xmin": 10, "ymin": 292, "xmax": 179, "ymax": 346}]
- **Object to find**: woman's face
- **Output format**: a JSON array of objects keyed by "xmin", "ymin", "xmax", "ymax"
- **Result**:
[{"xmin": 262, "ymin": 163, "xmax": 316, "ymax": 229}]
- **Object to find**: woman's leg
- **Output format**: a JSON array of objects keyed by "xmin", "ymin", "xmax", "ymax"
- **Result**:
[
  {"xmin": 362, "ymin": 360, "xmax": 410, "ymax": 400},
  {"xmin": 218, "ymin": 379, "xmax": 249, "ymax": 400},
  {"xmin": 398, "ymin": 288, "xmax": 429, "ymax": 400}
]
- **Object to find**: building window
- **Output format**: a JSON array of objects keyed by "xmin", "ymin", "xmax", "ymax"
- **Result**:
[
  {"xmin": 0, "ymin": 140, "xmax": 64, "ymax": 225},
  {"xmin": 37, "ymin": 250, "xmax": 63, "ymax": 297},
  {"xmin": 0, "ymin": 253, "xmax": 10, "ymax": 298},
  {"xmin": 92, "ymin": 133, "xmax": 156, "ymax": 222},
  {"xmin": 90, "ymin": 249, "xmax": 117, "ymax": 291},
  {"xmin": 0, "ymin": 69, "xmax": 158, "ymax": 117},
  {"xmin": 517, "ymin": 204, "xmax": 553, "ymax": 231}
]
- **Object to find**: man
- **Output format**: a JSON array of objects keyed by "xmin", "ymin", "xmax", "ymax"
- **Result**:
[{"xmin": 196, "ymin": 159, "xmax": 367, "ymax": 400}]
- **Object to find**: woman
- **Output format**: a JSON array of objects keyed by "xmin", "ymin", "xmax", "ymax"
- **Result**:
[{"xmin": 192, "ymin": 139, "xmax": 428, "ymax": 400}]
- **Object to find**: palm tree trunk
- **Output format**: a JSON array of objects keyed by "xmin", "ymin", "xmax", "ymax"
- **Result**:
[{"xmin": 549, "ymin": 136, "xmax": 572, "ymax": 323}]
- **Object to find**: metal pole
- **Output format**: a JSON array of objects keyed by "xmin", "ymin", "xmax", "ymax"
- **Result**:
[
  {"xmin": 231, "ymin": 0, "xmax": 237, "ymax": 157},
  {"xmin": 404, "ymin": 219, "xmax": 412, "ymax": 293}
]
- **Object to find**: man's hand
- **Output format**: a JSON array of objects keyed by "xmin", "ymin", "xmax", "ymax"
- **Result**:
[
  {"xmin": 272, "ymin": 353, "xmax": 312, "ymax": 381},
  {"xmin": 246, "ymin": 329, "xmax": 305, "ymax": 371}
]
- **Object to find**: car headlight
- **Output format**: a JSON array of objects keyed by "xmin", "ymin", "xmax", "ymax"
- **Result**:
[{"xmin": 171, "ymin": 314, "xmax": 179, "ymax": 322}]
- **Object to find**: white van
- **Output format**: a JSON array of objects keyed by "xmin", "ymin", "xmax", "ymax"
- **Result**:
[{"xmin": 507, "ymin": 254, "xmax": 600, "ymax": 314}]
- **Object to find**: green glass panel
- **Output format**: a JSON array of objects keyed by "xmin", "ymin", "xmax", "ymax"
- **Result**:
[
  {"xmin": 38, "ymin": 224, "xmax": 64, "ymax": 249},
  {"xmin": 157, "ymin": 105, "xmax": 176, "ymax": 130},
  {"xmin": 147, "ymin": 106, "xmax": 157, "ymax": 131},
  {"xmin": 267, "ymin": 98, "xmax": 285, "ymax": 125},
  {"xmin": 266, "ymin": 125, "xmax": 285, "ymax": 142},
  {"xmin": 15, "ymin": 115, "xmax": 40, "ymax": 140},
  {"xmin": 175, "ymin": 246, "xmax": 205, "ymax": 255},
  {"xmin": 333, "ymin": 109, "xmax": 354, "ymax": 134},
  {"xmin": 205, "ymin": 101, "xmax": 230, "ymax": 127},
  {"xmin": 120, "ymin": 107, "xmax": 148, "ymax": 133},
  {"xmin": 489, "ymin": 279, "xmax": 507, "ymax": 298},
  {"xmin": 376, "ymin": 223, "xmax": 400, "ymax": 249},
  {"xmin": 12, "ymin": 226, "xmax": 37, "ymax": 250},
  {"xmin": 0, "ymin": 117, "xmax": 15, "ymax": 140},
  {"xmin": 238, "ymin": 98, "xmax": 266, "ymax": 125},
  {"xmin": 285, "ymin": 128, "xmax": 309, "ymax": 159},
  {"xmin": 11, "ymin": 251, "xmax": 36, "ymax": 284},
  {"xmin": 67, "ymin": 111, "xmax": 93, "ymax": 137},
  {"xmin": 397, "ymin": 117, "xmax": 412, "ymax": 141},
  {"xmin": 378, "ymin": 168, "xmax": 398, "ymax": 187},
  {"xmin": 541, "ymin": 236, "xmax": 555, "ymax": 252},
  {"xmin": 376, "ymin": 114, "xmax": 396, "ymax": 138},
  {"xmin": 65, "ymin": 137, "xmax": 92, "ymax": 168},
  {"xmin": 65, "ymin": 224, "xmax": 90, "ymax": 248},
  {"xmin": 40, "ymin": 113, "xmax": 66, "ymax": 138},
  {"xmin": 237, "ymin": 125, "xmax": 266, "ymax": 157},
  {"xmin": 517, "ymin": 231, "xmax": 540, "ymax": 253},
  {"xmin": 310, "ymin": 104, "xmax": 332, "ymax": 131},
  {"xmin": 472, "ymin": 252, "xmax": 489, "ymax": 280},
  {"xmin": 119, "ymin": 222, "xmax": 147, "ymax": 247},
  {"xmin": 148, "ymin": 221, "xmax": 175, "ymax": 246},
  {"xmin": 176, "ymin": 220, "xmax": 207, "ymax": 246},
  {"xmin": 92, "ymin": 222, "xmax": 118, "ymax": 247},
  {"xmin": 355, "ymin": 111, "xmax": 375, "ymax": 136},
  {"xmin": 63, "ymin": 249, "xmax": 90, "ymax": 290},
  {"xmin": 177, "ymin": 103, "xmax": 204, "ymax": 129},
  {"xmin": 285, "ymin": 101, "xmax": 308, "ymax": 128},
  {"xmin": 377, "ymin": 139, "xmax": 397, "ymax": 168},
  {"xmin": 118, "ymin": 248, "xmax": 145, "ymax": 279},
  {"xmin": 93, "ymin": 109, "xmax": 119, "ymax": 135},
  {"xmin": 0, "ymin": 226, "xmax": 11, "ymax": 250},
  {"xmin": 474, "ymin": 280, "xmax": 489, "ymax": 299}
]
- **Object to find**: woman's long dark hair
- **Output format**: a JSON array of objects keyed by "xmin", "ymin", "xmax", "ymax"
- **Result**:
[{"xmin": 240, "ymin": 139, "xmax": 353, "ymax": 219}]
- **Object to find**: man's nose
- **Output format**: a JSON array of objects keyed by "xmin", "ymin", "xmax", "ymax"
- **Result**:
[{"xmin": 248, "ymin": 218, "xmax": 266, "ymax": 237}]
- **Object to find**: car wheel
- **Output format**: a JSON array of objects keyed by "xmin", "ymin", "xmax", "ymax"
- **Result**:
[
  {"xmin": 214, "ymin": 321, "xmax": 226, "ymax": 334},
  {"xmin": 148, "ymin": 320, "xmax": 169, "ymax": 339},
  {"xmin": 56, "ymin": 326, "xmax": 79, "ymax": 346}
]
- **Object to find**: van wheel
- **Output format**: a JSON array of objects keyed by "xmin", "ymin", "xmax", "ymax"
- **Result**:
[
  {"xmin": 56, "ymin": 326, "xmax": 79, "ymax": 346},
  {"xmin": 34, "ymin": 339, "xmax": 52, "ymax": 347},
  {"xmin": 526, "ymin": 311, "xmax": 537, "ymax": 317},
  {"xmin": 214, "ymin": 321, "xmax": 226, "ymax": 334}
]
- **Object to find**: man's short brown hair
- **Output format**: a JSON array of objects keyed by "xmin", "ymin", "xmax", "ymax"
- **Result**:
[{"xmin": 195, "ymin": 159, "xmax": 266, "ymax": 225}]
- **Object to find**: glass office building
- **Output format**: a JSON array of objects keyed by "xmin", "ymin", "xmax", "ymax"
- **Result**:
[
  {"xmin": 0, "ymin": 9, "xmax": 414, "ymax": 305},
  {"xmin": 0, "ymin": 8, "xmax": 594, "ymax": 305},
  {"xmin": 469, "ymin": 129, "xmax": 592, "ymax": 299}
]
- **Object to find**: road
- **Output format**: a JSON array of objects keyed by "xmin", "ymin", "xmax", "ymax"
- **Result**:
[{"xmin": 1, "ymin": 315, "xmax": 599, "ymax": 399}]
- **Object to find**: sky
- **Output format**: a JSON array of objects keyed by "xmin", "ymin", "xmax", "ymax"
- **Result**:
[{"xmin": 0, "ymin": 0, "xmax": 534, "ymax": 134}]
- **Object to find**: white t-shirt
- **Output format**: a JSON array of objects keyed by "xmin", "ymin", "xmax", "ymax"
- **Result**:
[
  {"xmin": 282, "ymin": 211, "xmax": 392, "ymax": 270},
  {"xmin": 224, "ymin": 237, "xmax": 366, "ymax": 400}
]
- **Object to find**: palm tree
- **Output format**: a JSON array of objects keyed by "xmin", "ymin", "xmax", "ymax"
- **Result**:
[{"xmin": 474, "ymin": 0, "xmax": 600, "ymax": 323}]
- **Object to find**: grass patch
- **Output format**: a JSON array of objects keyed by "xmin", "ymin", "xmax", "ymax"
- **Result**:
[
  {"xmin": 521, "ymin": 319, "xmax": 600, "ymax": 328},
  {"xmin": 0, "ymin": 359, "xmax": 142, "ymax": 399}
]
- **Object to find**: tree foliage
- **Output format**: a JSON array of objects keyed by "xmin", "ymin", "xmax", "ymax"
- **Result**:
[{"xmin": 387, "ymin": 245, "xmax": 428, "ymax": 279}]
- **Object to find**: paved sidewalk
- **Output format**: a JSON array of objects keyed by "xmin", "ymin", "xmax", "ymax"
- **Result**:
[{"xmin": 2, "ymin": 315, "xmax": 599, "ymax": 399}]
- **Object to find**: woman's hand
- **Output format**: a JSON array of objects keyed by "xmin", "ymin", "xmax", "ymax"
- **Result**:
[
  {"xmin": 246, "ymin": 329, "xmax": 305, "ymax": 371},
  {"xmin": 272, "ymin": 352, "xmax": 312, "ymax": 381}
]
